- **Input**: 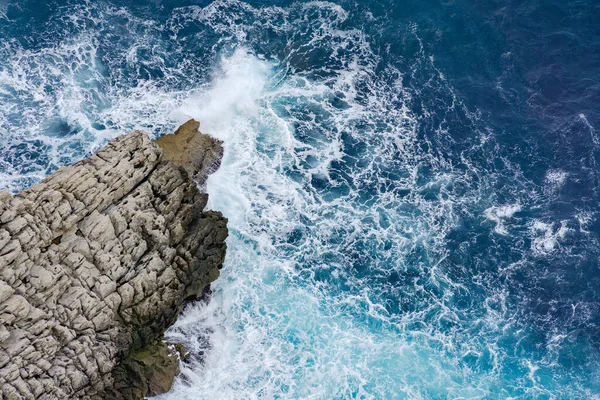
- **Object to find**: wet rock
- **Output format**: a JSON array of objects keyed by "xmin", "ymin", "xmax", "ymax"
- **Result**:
[
  {"xmin": 123, "ymin": 340, "xmax": 182, "ymax": 398},
  {"xmin": 0, "ymin": 120, "xmax": 227, "ymax": 399}
]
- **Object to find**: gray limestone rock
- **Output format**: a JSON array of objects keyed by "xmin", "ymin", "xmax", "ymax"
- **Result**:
[{"xmin": 0, "ymin": 120, "xmax": 227, "ymax": 399}]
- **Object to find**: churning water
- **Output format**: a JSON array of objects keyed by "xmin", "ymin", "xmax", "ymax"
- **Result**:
[{"xmin": 1, "ymin": 0, "xmax": 600, "ymax": 398}]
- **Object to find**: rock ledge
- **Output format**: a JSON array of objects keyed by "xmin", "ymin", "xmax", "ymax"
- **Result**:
[{"xmin": 0, "ymin": 120, "xmax": 227, "ymax": 399}]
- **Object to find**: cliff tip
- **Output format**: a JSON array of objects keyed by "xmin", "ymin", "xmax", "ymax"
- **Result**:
[{"xmin": 154, "ymin": 119, "xmax": 223, "ymax": 188}]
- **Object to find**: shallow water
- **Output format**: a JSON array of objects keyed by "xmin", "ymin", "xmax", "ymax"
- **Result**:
[{"xmin": 1, "ymin": 0, "xmax": 600, "ymax": 398}]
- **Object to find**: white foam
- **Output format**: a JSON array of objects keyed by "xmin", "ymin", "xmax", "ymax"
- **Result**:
[
  {"xmin": 529, "ymin": 220, "xmax": 572, "ymax": 255},
  {"xmin": 0, "ymin": 1, "xmax": 8, "ymax": 21},
  {"xmin": 545, "ymin": 169, "xmax": 567, "ymax": 189},
  {"xmin": 576, "ymin": 211, "xmax": 593, "ymax": 234},
  {"xmin": 579, "ymin": 113, "xmax": 598, "ymax": 145},
  {"xmin": 484, "ymin": 204, "xmax": 521, "ymax": 235}
]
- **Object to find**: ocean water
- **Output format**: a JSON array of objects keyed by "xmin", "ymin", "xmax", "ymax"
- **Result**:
[{"xmin": 1, "ymin": 0, "xmax": 600, "ymax": 398}]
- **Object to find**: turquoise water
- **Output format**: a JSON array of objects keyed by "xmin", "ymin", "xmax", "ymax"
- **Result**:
[{"xmin": 1, "ymin": 1, "xmax": 600, "ymax": 398}]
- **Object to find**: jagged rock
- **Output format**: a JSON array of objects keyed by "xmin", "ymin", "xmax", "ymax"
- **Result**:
[
  {"xmin": 0, "ymin": 120, "xmax": 228, "ymax": 399},
  {"xmin": 154, "ymin": 119, "xmax": 223, "ymax": 190}
]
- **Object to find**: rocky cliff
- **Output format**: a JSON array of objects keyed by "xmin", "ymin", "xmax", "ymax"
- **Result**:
[{"xmin": 0, "ymin": 120, "xmax": 227, "ymax": 399}]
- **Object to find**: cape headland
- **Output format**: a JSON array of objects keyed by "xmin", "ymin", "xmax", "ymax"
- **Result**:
[{"xmin": 0, "ymin": 120, "xmax": 227, "ymax": 399}]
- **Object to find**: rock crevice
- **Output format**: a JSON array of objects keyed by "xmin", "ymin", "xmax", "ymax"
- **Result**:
[{"xmin": 0, "ymin": 120, "xmax": 227, "ymax": 399}]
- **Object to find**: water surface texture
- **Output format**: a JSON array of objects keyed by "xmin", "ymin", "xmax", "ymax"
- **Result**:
[{"xmin": 1, "ymin": 0, "xmax": 600, "ymax": 398}]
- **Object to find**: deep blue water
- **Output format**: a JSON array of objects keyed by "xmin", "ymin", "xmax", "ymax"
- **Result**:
[{"xmin": 1, "ymin": 0, "xmax": 600, "ymax": 398}]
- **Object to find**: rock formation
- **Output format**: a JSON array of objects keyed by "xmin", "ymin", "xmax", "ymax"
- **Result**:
[{"xmin": 0, "ymin": 120, "xmax": 227, "ymax": 399}]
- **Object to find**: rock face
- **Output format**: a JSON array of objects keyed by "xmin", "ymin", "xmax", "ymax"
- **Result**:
[{"xmin": 0, "ymin": 121, "xmax": 227, "ymax": 399}]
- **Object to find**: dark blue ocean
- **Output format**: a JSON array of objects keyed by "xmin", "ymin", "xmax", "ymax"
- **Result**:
[{"xmin": 1, "ymin": 0, "xmax": 600, "ymax": 398}]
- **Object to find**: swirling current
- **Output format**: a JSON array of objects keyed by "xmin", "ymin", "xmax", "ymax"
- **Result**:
[{"xmin": 1, "ymin": 0, "xmax": 600, "ymax": 398}]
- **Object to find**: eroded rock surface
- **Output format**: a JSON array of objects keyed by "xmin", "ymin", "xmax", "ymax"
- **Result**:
[{"xmin": 0, "ymin": 121, "xmax": 227, "ymax": 399}]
